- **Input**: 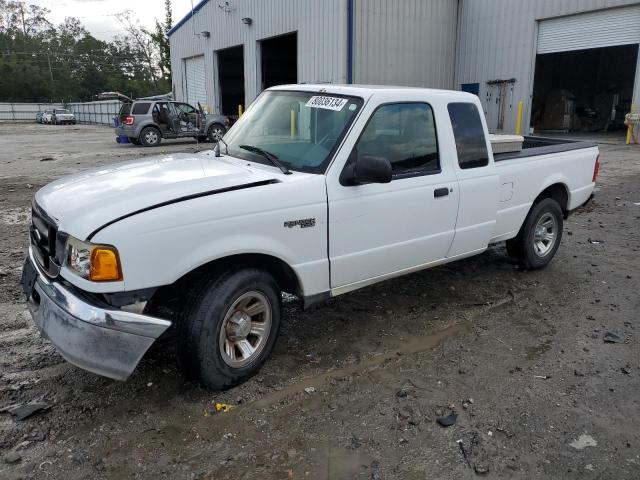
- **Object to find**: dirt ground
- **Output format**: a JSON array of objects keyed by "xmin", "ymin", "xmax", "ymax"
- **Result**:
[{"xmin": 1, "ymin": 123, "xmax": 639, "ymax": 479}]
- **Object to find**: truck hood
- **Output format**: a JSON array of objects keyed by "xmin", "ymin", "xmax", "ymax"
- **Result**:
[{"xmin": 35, "ymin": 152, "xmax": 278, "ymax": 239}]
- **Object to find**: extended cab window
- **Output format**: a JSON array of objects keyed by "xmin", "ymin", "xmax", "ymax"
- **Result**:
[
  {"xmin": 132, "ymin": 102, "xmax": 151, "ymax": 115},
  {"xmin": 448, "ymin": 102, "xmax": 489, "ymax": 169},
  {"xmin": 355, "ymin": 103, "xmax": 439, "ymax": 176}
]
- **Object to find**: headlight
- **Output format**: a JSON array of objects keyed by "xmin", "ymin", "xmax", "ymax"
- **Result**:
[{"xmin": 66, "ymin": 236, "xmax": 123, "ymax": 282}]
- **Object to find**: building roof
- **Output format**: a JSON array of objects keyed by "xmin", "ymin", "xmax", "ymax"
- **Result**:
[{"xmin": 167, "ymin": 0, "xmax": 210, "ymax": 37}]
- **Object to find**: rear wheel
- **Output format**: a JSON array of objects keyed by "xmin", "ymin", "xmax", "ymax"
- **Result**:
[
  {"xmin": 178, "ymin": 268, "xmax": 281, "ymax": 390},
  {"xmin": 207, "ymin": 123, "xmax": 226, "ymax": 143},
  {"xmin": 140, "ymin": 126, "xmax": 161, "ymax": 147},
  {"xmin": 506, "ymin": 198, "xmax": 563, "ymax": 270}
]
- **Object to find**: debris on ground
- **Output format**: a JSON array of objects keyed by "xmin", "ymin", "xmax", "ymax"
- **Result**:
[
  {"xmin": 621, "ymin": 365, "xmax": 632, "ymax": 375},
  {"xmin": 603, "ymin": 332, "xmax": 623, "ymax": 343},
  {"xmin": 436, "ymin": 411, "xmax": 458, "ymax": 427},
  {"xmin": 204, "ymin": 402, "xmax": 235, "ymax": 416},
  {"xmin": 304, "ymin": 386, "xmax": 316, "ymax": 394},
  {"xmin": 3, "ymin": 451, "xmax": 22, "ymax": 464},
  {"xmin": 39, "ymin": 157, "xmax": 55, "ymax": 162},
  {"xmin": 569, "ymin": 433, "xmax": 598, "ymax": 450},
  {"xmin": 534, "ymin": 375, "xmax": 551, "ymax": 379},
  {"xmin": 457, "ymin": 439, "xmax": 471, "ymax": 468},
  {"xmin": 396, "ymin": 388, "xmax": 409, "ymax": 398},
  {"xmin": 474, "ymin": 462, "xmax": 490, "ymax": 475},
  {"xmin": 1, "ymin": 401, "xmax": 50, "ymax": 421}
]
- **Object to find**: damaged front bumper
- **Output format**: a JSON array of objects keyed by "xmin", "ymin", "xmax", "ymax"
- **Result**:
[{"xmin": 22, "ymin": 247, "xmax": 171, "ymax": 381}]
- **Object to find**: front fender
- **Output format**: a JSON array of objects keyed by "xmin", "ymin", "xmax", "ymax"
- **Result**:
[{"xmin": 90, "ymin": 176, "xmax": 330, "ymax": 297}]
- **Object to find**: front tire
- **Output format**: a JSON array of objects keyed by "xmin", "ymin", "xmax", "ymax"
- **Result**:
[
  {"xmin": 178, "ymin": 268, "xmax": 281, "ymax": 390},
  {"xmin": 507, "ymin": 197, "xmax": 563, "ymax": 270},
  {"xmin": 140, "ymin": 126, "xmax": 162, "ymax": 147},
  {"xmin": 207, "ymin": 123, "xmax": 226, "ymax": 143}
]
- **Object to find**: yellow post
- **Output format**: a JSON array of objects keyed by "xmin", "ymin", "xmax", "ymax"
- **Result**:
[
  {"xmin": 238, "ymin": 104, "xmax": 243, "ymax": 117},
  {"xmin": 515, "ymin": 101, "xmax": 523, "ymax": 135},
  {"xmin": 290, "ymin": 109, "xmax": 296, "ymax": 139},
  {"xmin": 626, "ymin": 104, "xmax": 636, "ymax": 145}
]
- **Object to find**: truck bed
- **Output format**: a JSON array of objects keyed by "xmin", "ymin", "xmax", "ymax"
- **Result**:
[{"xmin": 493, "ymin": 136, "xmax": 596, "ymax": 162}]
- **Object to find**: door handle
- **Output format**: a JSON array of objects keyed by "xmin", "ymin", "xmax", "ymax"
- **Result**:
[{"xmin": 434, "ymin": 187, "xmax": 449, "ymax": 198}]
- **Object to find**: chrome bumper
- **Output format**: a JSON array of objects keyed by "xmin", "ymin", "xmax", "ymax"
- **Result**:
[{"xmin": 24, "ymin": 248, "xmax": 171, "ymax": 381}]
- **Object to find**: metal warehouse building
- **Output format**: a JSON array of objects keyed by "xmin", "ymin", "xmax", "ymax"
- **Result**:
[{"xmin": 169, "ymin": 0, "xmax": 640, "ymax": 135}]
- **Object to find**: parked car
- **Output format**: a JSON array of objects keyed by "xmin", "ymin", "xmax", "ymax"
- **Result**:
[
  {"xmin": 42, "ymin": 109, "xmax": 76, "ymax": 125},
  {"xmin": 40, "ymin": 109, "xmax": 54, "ymax": 124},
  {"xmin": 36, "ymin": 111, "xmax": 44, "ymax": 123},
  {"xmin": 22, "ymin": 85, "xmax": 598, "ymax": 389},
  {"xmin": 98, "ymin": 92, "xmax": 229, "ymax": 147}
]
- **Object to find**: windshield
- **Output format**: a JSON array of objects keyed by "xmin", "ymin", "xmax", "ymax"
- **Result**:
[
  {"xmin": 55, "ymin": 109, "xmax": 71, "ymax": 114},
  {"xmin": 223, "ymin": 90, "xmax": 363, "ymax": 174}
]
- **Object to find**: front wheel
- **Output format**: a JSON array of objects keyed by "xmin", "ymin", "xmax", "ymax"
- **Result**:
[
  {"xmin": 507, "ymin": 197, "xmax": 563, "ymax": 270},
  {"xmin": 178, "ymin": 268, "xmax": 281, "ymax": 390},
  {"xmin": 207, "ymin": 123, "xmax": 226, "ymax": 143},
  {"xmin": 140, "ymin": 126, "xmax": 162, "ymax": 147}
]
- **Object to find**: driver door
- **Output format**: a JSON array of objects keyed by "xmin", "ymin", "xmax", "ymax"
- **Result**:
[
  {"xmin": 327, "ymin": 102, "xmax": 459, "ymax": 293},
  {"xmin": 172, "ymin": 102, "xmax": 200, "ymax": 135}
]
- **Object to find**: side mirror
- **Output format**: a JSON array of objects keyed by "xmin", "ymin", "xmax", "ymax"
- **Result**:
[{"xmin": 341, "ymin": 154, "xmax": 392, "ymax": 185}]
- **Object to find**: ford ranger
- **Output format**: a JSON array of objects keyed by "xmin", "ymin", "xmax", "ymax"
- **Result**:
[{"xmin": 21, "ymin": 85, "xmax": 599, "ymax": 389}]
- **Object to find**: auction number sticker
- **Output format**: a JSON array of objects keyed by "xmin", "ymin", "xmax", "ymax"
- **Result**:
[{"xmin": 306, "ymin": 96, "xmax": 348, "ymax": 111}]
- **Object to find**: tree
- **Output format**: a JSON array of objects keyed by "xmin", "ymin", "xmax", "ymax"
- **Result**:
[
  {"xmin": 0, "ymin": 1, "xmax": 171, "ymax": 102},
  {"xmin": 0, "ymin": 1, "xmax": 50, "ymax": 35},
  {"xmin": 115, "ymin": 10, "xmax": 159, "ymax": 85},
  {"xmin": 149, "ymin": 0, "xmax": 172, "ymax": 81}
]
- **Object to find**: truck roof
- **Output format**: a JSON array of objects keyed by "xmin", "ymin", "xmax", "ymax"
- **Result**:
[{"xmin": 268, "ymin": 83, "xmax": 478, "ymax": 102}]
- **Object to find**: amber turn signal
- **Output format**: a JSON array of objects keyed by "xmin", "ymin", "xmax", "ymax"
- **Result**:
[{"xmin": 89, "ymin": 247, "xmax": 123, "ymax": 282}]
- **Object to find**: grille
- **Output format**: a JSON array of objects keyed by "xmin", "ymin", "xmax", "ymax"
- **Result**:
[{"xmin": 30, "ymin": 203, "xmax": 62, "ymax": 277}]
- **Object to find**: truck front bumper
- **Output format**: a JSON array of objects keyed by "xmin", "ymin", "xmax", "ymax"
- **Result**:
[{"xmin": 22, "ymin": 248, "xmax": 171, "ymax": 381}]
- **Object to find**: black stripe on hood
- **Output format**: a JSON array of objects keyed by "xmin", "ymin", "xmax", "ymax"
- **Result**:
[{"xmin": 87, "ymin": 179, "xmax": 278, "ymax": 241}]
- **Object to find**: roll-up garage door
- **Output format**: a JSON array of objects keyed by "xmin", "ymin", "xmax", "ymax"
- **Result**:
[
  {"xmin": 184, "ymin": 56, "xmax": 207, "ymax": 107},
  {"xmin": 537, "ymin": 5, "xmax": 640, "ymax": 54}
]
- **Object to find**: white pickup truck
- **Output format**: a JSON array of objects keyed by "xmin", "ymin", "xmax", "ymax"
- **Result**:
[{"xmin": 22, "ymin": 85, "xmax": 599, "ymax": 389}]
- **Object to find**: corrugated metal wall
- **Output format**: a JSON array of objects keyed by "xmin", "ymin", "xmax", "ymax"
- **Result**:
[
  {"xmin": 456, "ymin": 0, "xmax": 640, "ymax": 133},
  {"xmin": 169, "ymin": 0, "xmax": 348, "ymax": 113},
  {"xmin": 352, "ymin": 0, "xmax": 457, "ymax": 89},
  {"xmin": 537, "ymin": 5, "xmax": 640, "ymax": 53}
]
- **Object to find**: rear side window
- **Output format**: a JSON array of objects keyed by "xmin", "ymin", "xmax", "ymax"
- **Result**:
[
  {"xmin": 355, "ymin": 103, "xmax": 439, "ymax": 176},
  {"xmin": 448, "ymin": 102, "xmax": 489, "ymax": 169},
  {"xmin": 132, "ymin": 102, "xmax": 151, "ymax": 115}
]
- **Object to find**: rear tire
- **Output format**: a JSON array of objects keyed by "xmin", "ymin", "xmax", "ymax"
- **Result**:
[
  {"xmin": 140, "ymin": 126, "xmax": 162, "ymax": 147},
  {"xmin": 507, "ymin": 198, "xmax": 563, "ymax": 270},
  {"xmin": 178, "ymin": 268, "xmax": 281, "ymax": 390}
]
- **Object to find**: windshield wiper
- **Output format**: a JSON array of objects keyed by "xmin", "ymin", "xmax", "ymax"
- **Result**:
[{"xmin": 239, "ymin": 145, "xmax": 291, "ymax": 175}]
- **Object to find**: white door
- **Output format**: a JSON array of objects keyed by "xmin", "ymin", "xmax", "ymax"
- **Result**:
[
  {"xmin": 184, "ymin": 56, "xmax": 207, "ymax": 107},
  {"xmin": 327, "ymin": 102, "xmax": 459, "ymax": 293},
  {"xmin": 537, "ymin": 5, "xmax": 640, "ymax": 55}
]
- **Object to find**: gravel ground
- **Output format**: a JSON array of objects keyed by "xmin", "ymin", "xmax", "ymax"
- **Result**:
[{"xmin": 1, "ymin": 123, "xmax": 639, "ymax": 479}]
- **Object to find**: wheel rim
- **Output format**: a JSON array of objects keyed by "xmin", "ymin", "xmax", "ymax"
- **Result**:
[
  {"xmin": 145, "ymin": 130, "xmax": 158, "ymax": 144},
  {"xmin": 533, "ymin": 212, "xmax": 557, "ymax": 257},
  {"xmin": 210, "ymin": 127, "xmax": 224, "ymax": 141},
  {"xmin": 218, "ymin": 291, "xmax": 272, "ymax": 368}
]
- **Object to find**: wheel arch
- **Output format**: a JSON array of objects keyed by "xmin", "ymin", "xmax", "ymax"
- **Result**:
[
  {"xmin": 534, "ymin": 182, "xmax": 569, "ymax": 217},
  {"xmin": 146, "ymin": 252, "xmax": 304, "ymax": 314}
]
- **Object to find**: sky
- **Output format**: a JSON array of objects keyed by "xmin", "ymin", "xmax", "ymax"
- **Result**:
[{"xmin": 31, "ymin": 0, "xmax": 197, "ymax": 40}]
